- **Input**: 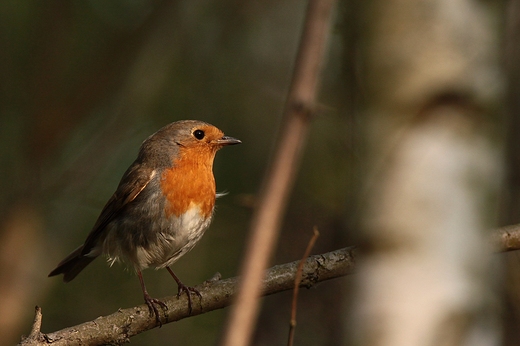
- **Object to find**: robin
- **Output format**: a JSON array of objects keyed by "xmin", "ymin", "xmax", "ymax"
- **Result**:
[{"xmin": 49, "ymin": 120, "xmax": 241, "ymax": 325}]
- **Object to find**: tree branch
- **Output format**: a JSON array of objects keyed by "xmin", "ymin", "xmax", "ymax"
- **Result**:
[
  {"xmin": 491, "ymin": 223, "xmax": 520, "ymax": 252},
  {"xmin": 18, "ymin": 247, "xmax": 356, "ymax": 346},
  {"xmin": 18, "ymin": 223, "xmax": 520, "ymax": 346}
]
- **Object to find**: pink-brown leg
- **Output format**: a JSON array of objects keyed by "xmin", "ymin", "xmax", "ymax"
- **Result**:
[{"xmin": 137, "ymin": 269, "xmax": 167, "ymax": 326}]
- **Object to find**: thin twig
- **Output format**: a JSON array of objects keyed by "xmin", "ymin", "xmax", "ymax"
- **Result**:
[
  {"xmin": 220, "ymin": 1, "xmax": 337, "ymax": 345},
  {"xmin": 19, "ymin": 306, "xmax": 43, "ymax": 345},
  {"xmin": 29, "ymin": 306, "xmax": 43, "ymax": 337},
  {"xmin": 287, "ymin": 227, "xmax": 320, "ymax": 346}
]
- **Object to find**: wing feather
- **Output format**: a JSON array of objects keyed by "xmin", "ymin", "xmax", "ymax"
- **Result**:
[{"xmin": 80, "ymin": 164, "xmax": 156, "ymax": 255}]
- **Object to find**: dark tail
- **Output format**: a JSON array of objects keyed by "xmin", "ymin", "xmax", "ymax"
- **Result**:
[{"xmin": 48, "ymin": 245, "xmax": 97, "ymax": 282}]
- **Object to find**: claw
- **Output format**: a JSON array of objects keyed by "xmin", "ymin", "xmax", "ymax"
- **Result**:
[
  {"xmin": 176, "ymin": 282, "xmax": 202, "ymax": 314},
  {"xmin": 143, "ymin": 292, "xmax": 168, "ymax": 326},
  {"xmin": 166, "ymin": 266, "xmax": 203, "ymax": 314}
]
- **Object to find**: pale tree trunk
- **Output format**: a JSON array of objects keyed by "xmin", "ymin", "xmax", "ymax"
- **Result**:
[{"xmin": 348, "ymin": 1, "xmax": 505, "ymax": 345}]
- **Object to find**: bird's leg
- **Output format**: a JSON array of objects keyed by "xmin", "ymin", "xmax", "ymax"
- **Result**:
[
  {"xmin": 166, "ymin": 266, "xmax": 202, "ymax": 314},
  {"xmin": 137, "ymin": 269, "xmax": 167, "ymax": 326}
]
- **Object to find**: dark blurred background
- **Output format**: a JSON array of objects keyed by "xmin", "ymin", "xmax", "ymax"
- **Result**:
[
  {"xmin": 7, "ymin": 1, "xmax": 520, "ymax": 345},
  {"xmin": 0, "ymin": 1, "xmax": 356, "ymax": 345}
]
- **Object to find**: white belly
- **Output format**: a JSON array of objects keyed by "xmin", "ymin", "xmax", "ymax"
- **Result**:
[{"xmin": 102, "ymin": 204, "xmax": 213, "ymax": 270}]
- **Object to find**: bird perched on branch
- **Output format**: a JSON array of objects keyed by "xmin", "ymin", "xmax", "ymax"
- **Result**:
[{"xmin": 49, "ymin": 120, "xmax": 241, "ymax": 324}]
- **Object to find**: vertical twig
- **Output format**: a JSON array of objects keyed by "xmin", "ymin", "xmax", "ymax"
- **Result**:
[
  {"xmin": 19, "ymin": 306, "xmax": 43, "ymax": 345},
  {"xmin": 220, "ymin": 1, "xmax": 336, "ymax": 345},
  {"xmin": 287, "ymin": 228, "xmax": 320, "ymax": 346}
]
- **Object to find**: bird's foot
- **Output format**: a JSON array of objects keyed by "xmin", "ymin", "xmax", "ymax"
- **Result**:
[
  {"xmin": 176, "ymin": 282, "xmax": 202, "ymax": 314},
  {"xmin": 143, "ymin": 292, "xmax": 168, "ymax": 326}
]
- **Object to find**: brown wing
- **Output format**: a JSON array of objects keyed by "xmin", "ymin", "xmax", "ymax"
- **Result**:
[{"xmin": 80, "ymin": 163, "xmax": 156, "ymax": 256}]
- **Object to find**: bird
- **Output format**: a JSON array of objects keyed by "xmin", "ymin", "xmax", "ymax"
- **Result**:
[{"xmin": 49, "ymin": 120, "xmax": 241, "ymax": 325}]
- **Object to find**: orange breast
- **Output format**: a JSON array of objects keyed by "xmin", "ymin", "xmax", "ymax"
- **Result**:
[{"xmin": 160, "ymin": 147, "xmax": 217, "ymax": 219}]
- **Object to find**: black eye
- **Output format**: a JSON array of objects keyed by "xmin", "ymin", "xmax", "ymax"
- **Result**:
[{"xmin": 193, "ymin": 129, "xmax": 205, "ymax": 140}]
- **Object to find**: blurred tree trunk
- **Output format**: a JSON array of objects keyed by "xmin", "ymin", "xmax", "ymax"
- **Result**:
[{"xmin": 348, "ymin": 1, "xmax": 504, "ymax": 345}]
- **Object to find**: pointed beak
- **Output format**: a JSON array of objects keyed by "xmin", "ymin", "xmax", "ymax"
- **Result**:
[{"xmin": 216, "ymin": 136, "xmax": 242, "ymax": 146}]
